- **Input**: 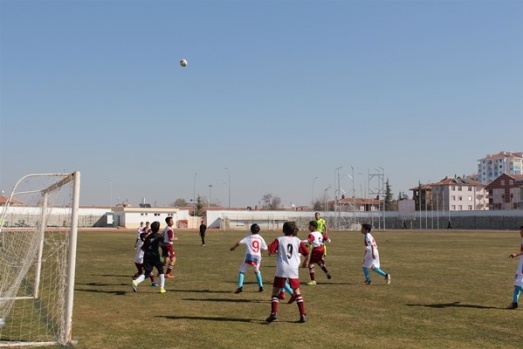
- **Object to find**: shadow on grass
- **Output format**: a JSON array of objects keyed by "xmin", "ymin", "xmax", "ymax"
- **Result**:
[
  {"xmin": 157, "ymin": 315, "xmax": 296, "ymax": 324},
  {"xmin": 407, "ymin": 301, "xmax": 500, "ymax": 309},
  {"xmin": 75, "ymin": 288, "xmax": 127, "ymax": 296},
  {"xmin": 183, "ymin": 298, "xmax": 267, "ymax": 303}
]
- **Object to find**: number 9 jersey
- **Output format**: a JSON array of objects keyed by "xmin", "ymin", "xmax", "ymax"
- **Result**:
[{"xmin": 268, "ymin": 235, "xmax": 310, "ymax": 279}]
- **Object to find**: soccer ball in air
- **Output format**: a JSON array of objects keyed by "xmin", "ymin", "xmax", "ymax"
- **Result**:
[{"xmin": 180, "ymin": 59, "xmax": 188, "ymax": 67}]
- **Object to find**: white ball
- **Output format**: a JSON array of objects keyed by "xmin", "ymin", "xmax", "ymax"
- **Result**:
[{"xmin": 179, "ymin": 59, "xmax": 188, "ymax": 67}]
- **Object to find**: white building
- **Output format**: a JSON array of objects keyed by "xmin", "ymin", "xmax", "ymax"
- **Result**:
[
  {"xmin": 477, "ymin": 151, "xmax": 523, "ymax": 185},
  {"xmin": 428, "ymin": 177, "xmax": 489, "ymax": 211}
]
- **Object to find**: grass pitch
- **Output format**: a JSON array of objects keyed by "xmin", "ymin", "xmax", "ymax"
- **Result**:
[{"xmin": 40, "ymin": 229, "xmax": 523, "ymax": 348}]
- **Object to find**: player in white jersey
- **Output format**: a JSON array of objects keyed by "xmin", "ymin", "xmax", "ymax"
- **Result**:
[
  {"xmin": 508, "ymin": 225, "xmax": 523, "ymax": 309},
  {"xmin": 132, "ymin": 231, "xmax": 157, "ymax": 286},
  {"xmin": 162, "ymin": 217, "xmax": 178, "ymax": 278},
  {"xmin": 266, "ymin": 221, "xmax": 310, "ymax": 323},
  {"xmin": 230, "ymin": 224, "xmax": 268, "ymax": 293},
  {"xmin": 134, "ymin": 222, "xmax": 145, "ymax": 248},
  {"xmin": 361, "ymin": 223, "xmax": 391, "ymax": 285}
]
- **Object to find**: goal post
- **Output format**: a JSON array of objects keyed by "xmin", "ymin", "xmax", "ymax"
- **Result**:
[{"xmin": 0, "ymin": 171, "xmax": 80, "ymax": 347}]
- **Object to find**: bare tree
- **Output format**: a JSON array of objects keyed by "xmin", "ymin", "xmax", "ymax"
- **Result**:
[
  {"xmin": 261, "ymin": 193, "xmax": 282, "ymax": 210},
  {"xmin": 172, "ymin": 198, "xmax": 188, "ymax": 207}
]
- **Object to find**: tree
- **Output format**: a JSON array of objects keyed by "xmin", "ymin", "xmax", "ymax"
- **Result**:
[
  {"xmin": 172, "ymin": 198, "xmax": 188, "ymax": 207},
  {"xmin": 261, "ymin": 193, "xmax": 282, "ymax": 210},
  {"xmin": 384, "ymin": 179, "xmax": 394, "ymax": 211},
  {"xmin": 312, "ymin": 200, "xmax": 323, "ymax": 211},
  {"xmin": 194, "ymin": 195, "xmax": 205, "ymax": 216}
]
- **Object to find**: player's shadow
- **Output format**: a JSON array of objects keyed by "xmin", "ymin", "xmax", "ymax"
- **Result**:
[
  {"xmin": 75, "ymin": 288, "xmax": 126, "ymax": 296},
  {"xmin": 407, "ymin": 301, "xmax": 499, "ymax": 309},
  {"xmin": 167, "ymin": 289, "xmax": 233, "ymax": 294},
  {"xmin": 157, "ymin": 315, "xmax": 295, "ymax": 324},
  {"xmin": 183, "ymin": 298, "xmax": 267, "ymax": 304}
]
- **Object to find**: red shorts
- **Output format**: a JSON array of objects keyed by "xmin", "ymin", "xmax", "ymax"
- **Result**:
[
  {"xmin": 162, "ymin": 244, "xmax": 175, "ymax": 259},
  {"xmin": 272, "ymin": 276, "xmax": 300, "ymax": 289},
  {"xmin": 309, "ymin": 247, "xmax": 325, "ymax": 265}
]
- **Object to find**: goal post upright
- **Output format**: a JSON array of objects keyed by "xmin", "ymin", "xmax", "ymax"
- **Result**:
[
  {"xmin": 0, "ymin": 171, "xmax": 81, "ymax": 347},
  {"xmin": 63, "ymin": 171, "xmax": 80, "ymax": 345}
]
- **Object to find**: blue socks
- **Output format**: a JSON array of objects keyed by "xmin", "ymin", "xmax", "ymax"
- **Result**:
[
  {"xmin": 255, "ymin": 272, "xmax": 263, "ymax": 287},
  {"xmin": 362, "ymin": 267, "xmax": 371, "ymax": 282},
  {"xmin": 363, "ymin": 266, "xmax": 387, "ymax": 281},
  {"xmin": 373, "ymin": 267, "xmax": 387, "ymax": 277},
  {"xmin": 513, "ymin": 286, "xmax": 523, "ymax": 304},
  {"xmin": 237, "ymin": 272, "xmax": 245, "ymax": 288},
  {"xmin": 238, "ymin": 271, "xmax": 264, "ymax": 288}
]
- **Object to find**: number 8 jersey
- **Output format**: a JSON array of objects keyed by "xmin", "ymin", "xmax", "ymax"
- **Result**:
[{"xmin": 268, "ymin": 235, "xmax": 310, "ymax": 279}]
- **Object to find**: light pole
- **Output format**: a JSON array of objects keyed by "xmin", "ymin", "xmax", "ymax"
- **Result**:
[
  {"xmin": 224, "ymin": 167, "xmax": 230, "ymax": 209},
  {"xmin": 208, "ymin": 184, "xmax": 213, "ymax": 207},
  {"xmin": 323, "ymin": 185, "xmax": 331, "ymax": 216},
  {"xmin": 193, "ymin": 172, "xmax": 197, "ymax": 216},
  {"xmin": 334, "ymin": 166, "xmax": 343, "ymax": 229},
  {"xmin": 109, "ymin": 177, "xmax": 112, "ymax": 211},
  {"xmin": 312, "ymin": 176, "xmax": 318, "ymax": 207}
]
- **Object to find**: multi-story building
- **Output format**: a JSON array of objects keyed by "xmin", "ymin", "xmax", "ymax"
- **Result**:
[
  {"xmin": 484, "ymin": 173, "xmax": 523, "ymax": 210},
  {"xmin": 477, "ymin": 151, "xmax": 523, "ymax": 185},
  {"xmin": 412, "ymin": 177, "xmax": 488, "ymax": 212}
]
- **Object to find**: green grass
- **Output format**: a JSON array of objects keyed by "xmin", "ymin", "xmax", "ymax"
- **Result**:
[{"xmin": 22, "ymin": 229, "xmax": 523, "ymax": 348}]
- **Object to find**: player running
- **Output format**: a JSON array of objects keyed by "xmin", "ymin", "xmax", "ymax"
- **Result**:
[
  {"xmin": 162, "ymin": 217, "xmax": 178, "ymax": 279},
  {"xmin": 132, "ymin": 221, "xmax": 167, "ymax": 294},
  {"xmin": 302, "ymin": 220, "xmax": 332, "ymax": 285},
  {"xmin": 266, "ymin": 221, "xmax": 310, "ymax": 323},
  {"xmin": 230, "ymin": 224, "xmax": 268, "ymax": 293},
  {"xmin": 507, "ymin": 225, "xmax": 523, "ymax": 309},
  {"xmin": 361, "ymin": 223, "xmax": 391, "ymax": 285}
]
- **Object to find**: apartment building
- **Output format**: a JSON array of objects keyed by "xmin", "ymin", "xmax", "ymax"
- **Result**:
[
  {"xmin": 477, "ymin": 151, "xmax": 523, "ymax": 185},
  {"xmin": 412, "ymin": 177, "xmax": 488, "ymax": 212},
  {"xmin": 484, "ymin": 173, "xmax": 523, "ymax": 210}
]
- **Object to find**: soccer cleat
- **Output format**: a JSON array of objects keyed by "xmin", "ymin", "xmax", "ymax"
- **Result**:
[
  {"xmin": 165, "ymin": 274, "xmax": 176, "ymax": 279},
  {"xmin": 234, "ymin": 287, "xmax": 243, "ymax": 294},
  {"xmin": 326, "ymin": 273, "xmax": 332, "ymax": 280},
  {"xmin": 277, "ymin": 292, "xmax": 286, "ymax": 300},
  {"xmin": 131, "ymin": 280, "xmax": 138, "ymax": 292},
  {"xmin": 259, "ymin": 286, "xmax": 264, "ymax": 292},
  {"xmin": 160, "ymin": 287, "xmax": 166, "ymax": 294},
  {"xmin": 266, "ymin": 313, "xmax": 277, "ymax": 323},
  {"xmin": 385, "ymin": 274, "xmax": 391, "ymax": 285},
  {"xmin": 151, "ymin": 282, "xmax": 158, "ymax": 287},
  {"xmin": 508, "ymin": 302, "xmax": 518, "ymax": 309},
  {"xmin": 364, "ymin": 280, "xmax": 372, "ymax": 285},
  {"xmin": 307, "ymin": 281, "xmax": 317, "ymax": 286},
  {"xmin": 287, "ymin": 294, "xmax": 297, "ymax": 304},
  {"xmin": 299, "ymin": 314, "xmax": 307, "ymax": 323}
]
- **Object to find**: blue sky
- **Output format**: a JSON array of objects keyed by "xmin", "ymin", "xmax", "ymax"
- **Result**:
[{"xmin": 1, "ymin": 0, "xmax": 522, "ymax": 208}]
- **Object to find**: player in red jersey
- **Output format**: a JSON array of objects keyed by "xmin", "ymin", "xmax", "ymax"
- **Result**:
[{"xmin": 302, "ymin": 220, "xmax": 332, "ymax": 285}]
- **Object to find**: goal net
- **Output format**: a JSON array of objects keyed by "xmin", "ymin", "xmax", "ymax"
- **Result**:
[{"xmin": 0, "ymin": 172, "xmax": 80, "ymax": 347}]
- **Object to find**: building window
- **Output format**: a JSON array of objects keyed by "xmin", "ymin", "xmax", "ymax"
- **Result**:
[
  {"xmin": 468, "ymin": 196, "xmax": 472, "ymax": 201},
  {"xmin": 468, "ymin": 205, "xmax": 472, "ymax": 210},
  {"xmin": 468, "ymin": 187, "xmax": 472, "ymax": 191},
  {"xmin": 451, "ymin": 205, "xmax": 456, "ymax": 210},
  {"xmin": 458, "ymin": 196, "xmax": 463, "ymax": 201},
  {"xmin": 458, "ymin": 205, "xmax": 462, "ymax": 210},
  {"xmin": 501, "ymin": 180, "xmax": 505, "ymax": 185},
  {"xmin": 451, "ymin": 196, "xmax": 456, "ymax": 201},
  {"xmin": 458, "ymin": 186, "xmax": 462, "ymax": 191},
  {"xmin": 509, "ymin": 180, "xmax": 514, "ymax": 185}
]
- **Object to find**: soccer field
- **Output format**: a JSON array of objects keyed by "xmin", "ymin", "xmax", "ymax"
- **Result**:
[{"xmin": 57, "ymin": 229, "xmax": 522, "ymax": 348}]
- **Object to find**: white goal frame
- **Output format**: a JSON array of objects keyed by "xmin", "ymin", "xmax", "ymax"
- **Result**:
[{"xmin": 0, "ymin": 171, "xmax": 80, "ymax": 347}]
